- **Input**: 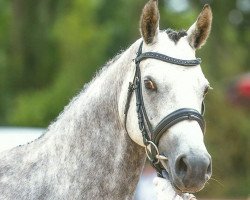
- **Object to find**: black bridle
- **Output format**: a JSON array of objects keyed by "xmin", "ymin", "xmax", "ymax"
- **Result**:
[{"xmin": 124, "ymin": 42, "xmax": 206, "ymax": 177}]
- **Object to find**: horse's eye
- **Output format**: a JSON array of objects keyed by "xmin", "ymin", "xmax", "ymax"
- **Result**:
[{"xmin": 144, "ymin": 79, "xmax": 157, "ymax": 91}]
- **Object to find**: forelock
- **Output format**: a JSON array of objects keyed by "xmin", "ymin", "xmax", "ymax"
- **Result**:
[{"xmin": 164, "ymin": 28, "xmax": 187, "ymax": 44}]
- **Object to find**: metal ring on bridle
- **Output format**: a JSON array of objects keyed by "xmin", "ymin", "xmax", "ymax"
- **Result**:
[{"xmin": 145, "ymin": 141, "xmax": 160, "ymax": 164}]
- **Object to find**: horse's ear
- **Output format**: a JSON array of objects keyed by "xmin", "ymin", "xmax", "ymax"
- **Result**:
[
  {"xmin": 187, "ymin": 4, "xmax": 212, "ymax": 49},
  {"xmin": 140, "ymin": 0, "xmax": 160, "ymax": 45}
]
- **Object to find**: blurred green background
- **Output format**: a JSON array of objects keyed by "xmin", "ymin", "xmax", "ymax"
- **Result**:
[{"xmin": 0, "ymin": 0, "xmax": 249, "ymax": 198}]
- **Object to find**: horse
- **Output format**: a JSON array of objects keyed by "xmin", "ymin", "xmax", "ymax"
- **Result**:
[{"xmin": 0, "ymin": 0, "xmax": 213, "ymax": 199}]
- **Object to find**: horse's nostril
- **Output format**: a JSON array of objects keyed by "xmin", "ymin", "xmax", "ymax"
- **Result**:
[
  {"xmin": 207, "ymin": 162, "xmax": 211, "ymax": 173},
  {"xmin": 174, "ymin": 153, "xmax": 212, "ymax": 190},
  {"xmin": 175, "ymin": 155, "xmax": 188, "ymax": 178},
  {"xmin": 206, "ymin": 160, "xmax": 212, "ymax": 180}
]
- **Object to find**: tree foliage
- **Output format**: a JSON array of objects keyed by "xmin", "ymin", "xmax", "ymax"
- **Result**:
[{"xmin": 0, "ymin": 0, "xmax": 249, "ymax": 198}]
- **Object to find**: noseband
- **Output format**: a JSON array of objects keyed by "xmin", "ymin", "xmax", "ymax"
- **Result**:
[{"xmin": 124, "ymin": 42, "xmax": 205, "ymax": 177}]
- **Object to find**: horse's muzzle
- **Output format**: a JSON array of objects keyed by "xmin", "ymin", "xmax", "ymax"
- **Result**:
[{"xmin": 173, "ymin": 152, "xmax": 212, "ymax": 192}]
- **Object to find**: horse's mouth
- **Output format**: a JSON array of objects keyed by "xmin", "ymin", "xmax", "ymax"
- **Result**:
[{"xmin": 161, "ymin": 169, "xmax": 203, "ymax": 194}]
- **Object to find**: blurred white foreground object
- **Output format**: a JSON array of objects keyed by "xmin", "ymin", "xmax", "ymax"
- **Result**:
[
  {"xmin": 0, "ymin": 127, "xmax": 44, "ymax": 153},
  {"xmin": 153, "ymin": 177, "xmax": 197, "ymax": 200}
]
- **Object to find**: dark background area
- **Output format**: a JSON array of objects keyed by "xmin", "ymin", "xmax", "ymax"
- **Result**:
[{"xmin": 0, "ymin": 0, "xmax": 249, "ymax": 198}]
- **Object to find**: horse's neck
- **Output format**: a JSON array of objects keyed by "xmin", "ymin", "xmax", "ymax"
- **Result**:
[{"xmin": 40, "ymin": 43, "xmax": 145, "ymax": 198}]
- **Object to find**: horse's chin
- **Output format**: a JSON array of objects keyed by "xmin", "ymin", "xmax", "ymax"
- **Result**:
[{"xmin": 173, "ymin": 182, "xmax": 204, "ymax": 194}]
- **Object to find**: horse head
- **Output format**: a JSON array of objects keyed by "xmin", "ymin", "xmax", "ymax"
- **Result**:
[{"xmin": 120, "ymin": 0, "xmax": 213, "ymax": 193}]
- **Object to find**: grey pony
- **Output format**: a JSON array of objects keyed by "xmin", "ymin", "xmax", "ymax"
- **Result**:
[{"xmin": 0, "ymin": 0, "xmax": 213, "ymax": 199}]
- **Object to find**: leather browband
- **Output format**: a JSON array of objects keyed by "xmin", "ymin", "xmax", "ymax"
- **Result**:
[{"xmin": 135, "ymin": 52, "xmax": 202, "ymax": 66}]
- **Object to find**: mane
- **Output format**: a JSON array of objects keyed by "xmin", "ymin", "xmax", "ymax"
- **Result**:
[
  {"xmin": 164, "ymin": 28, "xmax": 187, "ymax": 43},
  {"xmin": 0, "ymin": 40, "xmax": 146, "ymax": 200},
  {"xmin": 16, "ymin": 50, "xmax": 126, "ymax": 147},
  {"xmin": 45, "ymin": 42, "xmax": 139, "ymax": 135},
  {"xmin": 105, "ymin": 52, "xmax": 124, "ymax": 69}
]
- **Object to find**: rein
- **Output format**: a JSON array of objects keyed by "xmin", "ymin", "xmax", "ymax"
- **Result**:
[{"xmin": 124, "ymin": 42, "xmax": 205, "ymax": 177}]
